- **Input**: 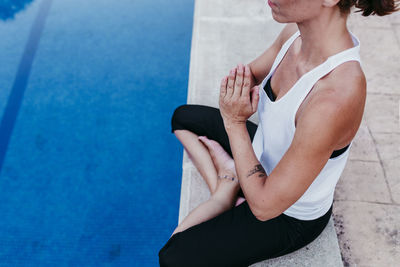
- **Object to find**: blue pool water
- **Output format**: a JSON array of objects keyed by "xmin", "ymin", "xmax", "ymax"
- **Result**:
[{"xmin": 0, "ymin": 0, "xmax": 194, "ymax": 265}]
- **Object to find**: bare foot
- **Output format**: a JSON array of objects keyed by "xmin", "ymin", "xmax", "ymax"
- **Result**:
[
  {"xmin": 235, "ymin": 197, "xmax": 246, "ymax": 207},
  {"xmin": 198, "ymin": 136, "xmax": 242, "ymax": 206},
  {"xmin": 198, "ymin": 136, "xmax": 235, "ymax": 176}
]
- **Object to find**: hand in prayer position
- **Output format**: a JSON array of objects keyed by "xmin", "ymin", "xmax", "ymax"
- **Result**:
[{"xmin": 219, "ymin": 63, "xmax": 260, "ymax": 128}]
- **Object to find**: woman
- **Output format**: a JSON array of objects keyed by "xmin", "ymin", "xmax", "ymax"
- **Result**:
[{"xmin": 159, "ymin": 0, "xmax": 398, "ymax": 266}]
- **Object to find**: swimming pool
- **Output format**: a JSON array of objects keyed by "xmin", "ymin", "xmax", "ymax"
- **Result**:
[{"xmin": 0, "ymin": 0, "xmax": 194, "ymax": 265}]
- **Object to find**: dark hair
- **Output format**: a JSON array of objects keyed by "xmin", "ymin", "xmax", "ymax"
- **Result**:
[{"xmin": 338, "ymin": 0, "xmax": 399, "ymax": 16}]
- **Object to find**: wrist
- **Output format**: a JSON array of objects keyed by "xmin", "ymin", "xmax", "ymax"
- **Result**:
[{"xmin": 224, "ymin": 120, "xmax": 247, "ymax": 132}]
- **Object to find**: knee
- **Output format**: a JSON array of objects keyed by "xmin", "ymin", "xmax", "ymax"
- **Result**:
[
  {"xmin": 158, "ymin": 239, "xmax": 183, "ymax": 267},
  {"xmin": 158, "ymin": 246, "xmax": 173, "ymax": 267},
  {"xmin": 171, "ymin": 104, "xmax": 190, "ymax": 133}
]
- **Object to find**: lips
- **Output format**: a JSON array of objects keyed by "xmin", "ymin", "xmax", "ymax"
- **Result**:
[{"xmin": 268, "ymin": 0, "xmax": 276, "ymax": 7}]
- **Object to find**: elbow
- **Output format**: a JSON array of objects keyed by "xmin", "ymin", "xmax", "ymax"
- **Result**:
[
  {"xmin": 254, "ymin": 211, "xmax": 281, "ymax": 222},
  {"xmin": 248, "ymin": 63, "xmax": 261, "ymax": 84},
  {"xmin": 253, "ymin": 212, "xmax": 269, "ymax": 222},
  {"xmin": 251, "ymin": 202, "xmax": 282, "ymax": 222},
  {"xmin": 249, "ymin": 185, "xmax": 286, "ymax": 222}
]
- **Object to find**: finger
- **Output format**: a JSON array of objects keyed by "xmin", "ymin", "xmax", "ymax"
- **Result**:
[
  {"xmin": 251, "ymin": 86, "xmax": 260, "ymax": 112},
  {"xmin": 242, "ymin": 65, "xmax": 252, "ymax": 98},
  {"xmin": 220, "ymin": 76, "xmax": 228, "ymax": 100},
  {"xmin": 233, "ymin": 63, "xmax": 244, "ymax": 98},
  {"xmin": 226, "ymin": 68, "xmax": 236, "ymax": 98}
]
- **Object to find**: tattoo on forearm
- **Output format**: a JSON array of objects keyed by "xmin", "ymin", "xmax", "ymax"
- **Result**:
[{"xmin": 246, "ymin": 164, "xmax": 267, "ymax": 178}]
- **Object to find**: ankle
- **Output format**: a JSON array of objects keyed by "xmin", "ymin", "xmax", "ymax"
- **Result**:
[
  {"xmin": 210, "ymin": 192, "xmax": 234, "ymax": 210},
  {"xmin": 216, "ymin": 172, "xmax": 240, "ymax": 192},
  {"xmin": 217, "ymin": 174, "xmax": 238, "ymax": 183},
  {"xmin": 217, "ymin": 171, "xmax": 238, "ymax": 182},
  {"xmin": 211, "ymin": 183, "xmax": 240, "ymax": 208}
]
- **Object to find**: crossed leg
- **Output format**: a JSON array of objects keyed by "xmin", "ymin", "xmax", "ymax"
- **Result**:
[
  {"xmin": 158, "ymin": 104, "xmax": 334, "ymax": 266},
  {"xmin": 170, "ymin": 133, "xmax": 242, "ymax": 237},
  {"xmin": 168, "ymin": 104, "xmax": 257, "ymax": 237}
]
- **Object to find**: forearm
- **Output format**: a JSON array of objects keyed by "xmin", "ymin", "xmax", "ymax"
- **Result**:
[{"xmin": 225, "ymin": 123, "xmax": 268, "ymax": 214}]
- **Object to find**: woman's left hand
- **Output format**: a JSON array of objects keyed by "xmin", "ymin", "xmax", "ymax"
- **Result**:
[{"xmin": 219, "ymin": 63, "xmax": 260, "ymax": 128}]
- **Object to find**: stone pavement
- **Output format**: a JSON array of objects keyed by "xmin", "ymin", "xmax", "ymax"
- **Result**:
[
  {"xmin": 333, "ymin": 11, "xmax": 400, "ymax": 267},
  {"xmin": 176, "ymin": 1, "xmax": 399, "ymax": 266}
]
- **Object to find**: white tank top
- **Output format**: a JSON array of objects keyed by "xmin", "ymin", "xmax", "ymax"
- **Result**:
[{"xmin": 251, "ymin": 30, "xmax": 361, "ymax": 220}]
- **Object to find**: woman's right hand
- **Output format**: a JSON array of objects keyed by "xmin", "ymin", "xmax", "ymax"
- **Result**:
[
  {"xmin": 223, "ymin": 63, "xmax": 259, "ymax": 111},
  {"xmin": 218, "ymin": 64, "xmax": 260, "ymax": 127},
  {"xmin": 227, "ymin": 63, "xmax": 257, "ymax": 89}
]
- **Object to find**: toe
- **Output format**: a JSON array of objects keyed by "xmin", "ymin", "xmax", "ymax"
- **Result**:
[{"xmin": 198, "ymin": 136, "xmax": 211, "ymax": 148}]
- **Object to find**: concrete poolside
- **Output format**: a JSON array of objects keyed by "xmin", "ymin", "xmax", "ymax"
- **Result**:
[{"xmin": 177, "ymin": 1, "xmax": 399, "ymax": 266}]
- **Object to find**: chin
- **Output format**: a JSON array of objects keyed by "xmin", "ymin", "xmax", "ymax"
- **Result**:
[
  {"xmin": 271, "ymin": 13, "xmax": 289, "ymax": 23},
  {"xmin": 271, "ymin": 12, "xmax": 297, "ymax": 24}
]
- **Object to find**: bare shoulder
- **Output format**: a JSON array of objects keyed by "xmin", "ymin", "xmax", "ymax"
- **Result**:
[
  {"xmin": 309, "ymin": 61, "xmax": 367, "ymax": 145},
  {"xmin": 321, "ymin": 61, "xmax": 366, "ymax": 107}
]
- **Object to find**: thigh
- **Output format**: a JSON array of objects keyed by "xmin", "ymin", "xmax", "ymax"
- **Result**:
[
  {"xmin": 158, "ymin": 201, "xmax": 301, "ymax": 267},
  {"xmin": 171, "ymin": 104, "xmax": 258, "ymax": 157}
]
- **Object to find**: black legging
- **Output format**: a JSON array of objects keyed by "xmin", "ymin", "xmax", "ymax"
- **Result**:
[{"xmin": 158, "ymin": 104, "xmax": 333, "ymax": 267}]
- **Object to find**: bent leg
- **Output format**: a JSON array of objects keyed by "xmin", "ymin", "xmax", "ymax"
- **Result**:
[
  {"xmin": 159, "ymin": 201, "xmax": 333, "ymax": 267},
  {"xmin": 169, "ymin": 189, "xmax": 237, "ymax": 237},
  {"xmin": 174, "ymin": 129, "xmax": 220, "ymax": 194},
  {"xmin": 171, "ymin": 104, "xmax": 258, "ymax": 157},
  {"xmin": 170, "ymin": 137, "xmax": 241, "ymax": 237},
  {"xmin": 171, "ymin": 104, "xmax": 257, "ymax": 197}
]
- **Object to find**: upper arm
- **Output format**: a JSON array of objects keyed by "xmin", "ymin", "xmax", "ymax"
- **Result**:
[
  {"xmin": 248, "ymin": 23, "xmax": 298, "ymax": 84},
  {"xmin": 253, "ymin": 76, "xmax": 366, "ymax": 221}
]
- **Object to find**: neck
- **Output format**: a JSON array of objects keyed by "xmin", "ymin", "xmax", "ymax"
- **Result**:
[{"xmin": 295, "ymin": 9, "xmax": 352, "ymax": 67}]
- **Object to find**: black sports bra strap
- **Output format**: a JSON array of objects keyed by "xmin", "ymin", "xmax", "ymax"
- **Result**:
[{"xmin": 263, "ymin": 77, "xmax": 350, "ymax": 159}]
